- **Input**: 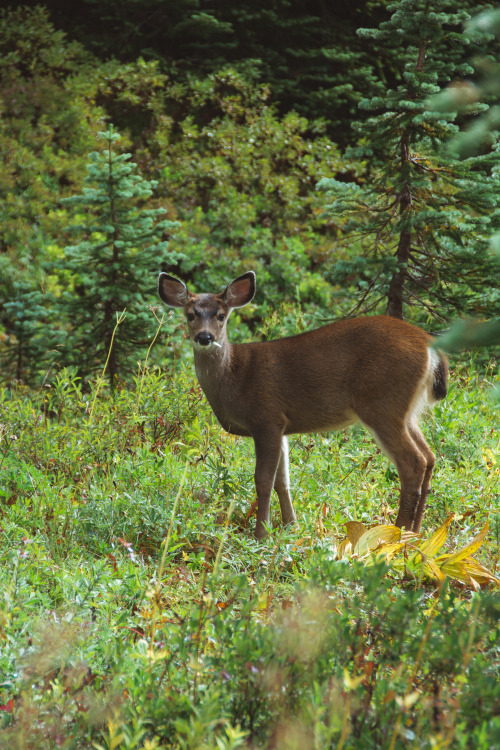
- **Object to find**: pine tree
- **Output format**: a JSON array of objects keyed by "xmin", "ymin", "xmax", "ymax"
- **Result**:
[
  {"xmin": 0, "ymin": 274, "xmax": 58, "ymax": 383},
  {"xmin": 58, "ymin": 127, "xmax": 179, "ymax": 387},
  {"xmin": 319, "ymin": 0, "xmax": 500, "ymax": 323}
]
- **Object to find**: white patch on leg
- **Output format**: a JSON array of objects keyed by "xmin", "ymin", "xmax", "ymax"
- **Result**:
[{"xmin": 280, "ymin": 436, "xmax": 290, "ymax": 490}]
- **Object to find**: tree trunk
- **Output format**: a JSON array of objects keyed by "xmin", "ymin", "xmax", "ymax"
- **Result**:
[
  {"xmin": 386, "ymin": 132, "xmax": 412, "ymax": 319},
  {"xmin": 386, "ymin": 38, "xmax": 426, "ymax": 319}
]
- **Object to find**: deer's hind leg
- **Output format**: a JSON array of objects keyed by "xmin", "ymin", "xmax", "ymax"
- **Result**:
[
  {"xmin": 363, "ymin": 416, "xmax": 429, "ymax": 532},
  {"xmin": 407, "ymin": 423, "xmax": 435, "ymax": 532}
]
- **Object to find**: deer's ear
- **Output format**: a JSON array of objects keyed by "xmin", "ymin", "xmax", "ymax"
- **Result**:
[
  {"xmin": 158, "ymin": 273, "xmax": 190, "ymax": 307},
  {"xmin": 223, "ymin": 272, "xmax": 256, "ymax": 308}
]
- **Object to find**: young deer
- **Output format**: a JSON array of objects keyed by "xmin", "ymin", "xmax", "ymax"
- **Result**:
[{"xmin": 158, "ymin": 271, "xmax": 448, "ymax": 539}]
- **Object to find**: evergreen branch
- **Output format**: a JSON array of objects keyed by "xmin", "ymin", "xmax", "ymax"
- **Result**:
[
  {"xmin": 344, "ymin": 272, "xmax": 386, "ymax": 317},
  {"xmin": 403, "ymin": 286, "xmax": 448, "ymax": 322}
]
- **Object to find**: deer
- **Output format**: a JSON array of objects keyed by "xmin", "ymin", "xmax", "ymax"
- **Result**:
[{"xmin": 158, "ymin": 271, "xmax": 448, "ymax": 540}]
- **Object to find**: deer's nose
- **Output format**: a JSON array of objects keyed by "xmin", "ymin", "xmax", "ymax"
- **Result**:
[{"xmin": 195, "ymin": 332, "xmax": 214, "ymax": 346}]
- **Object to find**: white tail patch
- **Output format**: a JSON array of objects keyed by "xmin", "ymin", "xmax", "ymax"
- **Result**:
[{"xmin": 408, "ymin": 346, "xmax": 438, "ymax": 423}]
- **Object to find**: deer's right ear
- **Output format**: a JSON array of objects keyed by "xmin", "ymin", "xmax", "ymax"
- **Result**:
[
  {"xmin": 158, "ymin": 273, "xmax": 190, "ymax": 307},
  {"xmin": 223, "ymin": 271, "xmax": 256, "ymax": 308}
]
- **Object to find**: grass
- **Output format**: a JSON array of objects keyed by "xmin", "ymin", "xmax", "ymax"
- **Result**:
[{"xmin": 0, "ymin": 360, "xmax": 499, "ymax": 749}]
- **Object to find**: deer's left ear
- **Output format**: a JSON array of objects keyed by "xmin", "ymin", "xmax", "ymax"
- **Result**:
[
  {"xmin": 223, "ymin": 272, "xmax": 256, "ymax": 308},
  {"xmin": 158, "ymin": 273, "xmax": 191, "ymax": 307}
]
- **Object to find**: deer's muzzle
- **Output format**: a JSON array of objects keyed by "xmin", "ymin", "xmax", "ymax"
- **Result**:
[{"xmin": 195, "ymin": 332, "xmax": 215, "ymax": 346}]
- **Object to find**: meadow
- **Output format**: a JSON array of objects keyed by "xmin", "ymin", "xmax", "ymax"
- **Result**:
[{"xmin": 0, "ymin": 355, "xmax": 499, "ymax": 749}]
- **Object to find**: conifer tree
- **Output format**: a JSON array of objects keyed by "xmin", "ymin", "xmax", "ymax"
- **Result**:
[
  {"xmin": 319, "ymin": 0, "xmax": 500, "ymax": 323},
  {"xmin": 0, "ymin": 276, "xmax": 56, "ymax": 383},
  {"xmin": 58, "ymin": 127, "xmax": 179, "ymax": 387}
]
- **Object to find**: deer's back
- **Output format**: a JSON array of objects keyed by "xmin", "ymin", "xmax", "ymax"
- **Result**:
[{"xmin": 207, "ymin": 316, "xmax": 433, "ymax": 436}]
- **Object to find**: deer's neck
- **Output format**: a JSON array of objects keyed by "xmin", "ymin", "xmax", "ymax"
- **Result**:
[
  {"xmin": 192, "ymin": 339, "xmax": 247, "ymax": 434},
  {"xmin": 193, "ymin": 338, "xmax": 231, "ymax": 392}
]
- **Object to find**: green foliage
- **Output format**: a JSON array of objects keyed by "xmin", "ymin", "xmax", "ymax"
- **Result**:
[
  {"xmin": 0, "ymin": 275, "xmax": 60, "ymax": 383},
  {"xmin": 0, "ymin": 9, "xmax": 355, "ymax": 383},
  {"xmin": 432, "ymin": 7, "xmax": 500, "ymax": 158},
  {"xmin": 53, "ymin": 127, "xmax": 180, "ymax": 386},
  {"xmin": 28, "ymin": 0, "xmax": 393, "ymax": 145},
  {"xmin": 0, "ymin": 6, "xmax": 101, "ymax": 384},
  {"xmin": 0, "ymin": 5, "xmax": 97, "ymax": 254},
  {"xmin": 436, "ymin": 317, "xmax": 500, "ymax": 353},
  {"xmin": 319, "ymin": 0, "xmax": 500, "ymax": 322},
  {"xmin": 427, "ymin": 7, "xmax": 500, "ymax": 369},
  {"xmin": 155, "ymin": 69, "xmax": 348, "ymax": 312},
  {"xmin": 1, "ymin": 3, "xmax": 499, "ymax": 388},
  {"xmin": 0, "ymin": 7, "xmax": 498, "ymax": 747}
]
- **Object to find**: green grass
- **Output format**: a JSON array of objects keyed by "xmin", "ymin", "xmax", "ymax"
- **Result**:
[{"xmin": 0, "ymin": 362, "xmax": 499, "ymax": 749}]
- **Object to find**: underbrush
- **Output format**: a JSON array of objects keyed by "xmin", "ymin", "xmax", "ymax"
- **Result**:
[{"xmin": 0, "ymin": 363, "xmax": 499, "ymax": 749}]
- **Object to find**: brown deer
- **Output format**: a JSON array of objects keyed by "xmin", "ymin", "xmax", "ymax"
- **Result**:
[{"xmin": 158, "ymin": 271, "xmax": 448, "ymax": 539}]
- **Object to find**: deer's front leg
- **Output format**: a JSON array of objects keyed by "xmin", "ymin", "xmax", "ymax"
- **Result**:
[
  {"xmin": 274, "ymin": 436, "xmax": 296, "ymax": 526},
  {"xmin": 253, "ymin": 430, "xmax": 284, "ymax": 540}
]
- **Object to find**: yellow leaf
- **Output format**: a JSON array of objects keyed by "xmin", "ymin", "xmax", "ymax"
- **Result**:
[
  {"xmin": 147, "ymin": 647, "xmax": 170, "ymax": 663},
  {"xmin": 437, "ymin": 520, "xmax": 489, "ymax": 565},
  {"xmin": 417, "ymin": 514, "xmax": 455, "ymax": 557},
  {"xmin": 316, "ymin": 517, "xmax": 325, "ymax": 538},
  {"xmin": 482, "ymin": 448, "xmax": 497, "ymax": 469},
  {"xmin": 401, "ymin": 530, "xmax": 422, "ymax": 544},
  {"xmin": 343, "ymin": 668, "xmax": 364, "ymax": 691},
  {"xmin": 333, "ymin": 518, "xmax": 499, "ymax": 591},
  {"xmin": 336, "ymin": 538, "xmax": 352, "ymax": 559},
  {"xmin": 345, "ymin": 521, "xmax": 366, "ymax": 548},
  {"xmin": 371, "ymin": 542, "xmax": 406, "ymax": 561},
  {"xmin": 462, "ymin": 559, "xmax": 500, "ymax": 587},
  {"xmin": 421, "ymin": 557, "xmax": 447, "ymax": 582},
  {"xmin": 354, "ymin": 524, "xmax": 402, "ymax": 556},
  {"xmin": 293, "ymin": 537, "xmax": 307, "ymax": 547},
  {"xmin": 469, "ymin": 577, "xmax": 481, "ymax": 592},
  {"xmin": 395, "ymin": 690, "xmax": 420, "ymax": 709},
  {"xmin": 438, "ymin": 559, "xmax": 473, "ymax": 584}
]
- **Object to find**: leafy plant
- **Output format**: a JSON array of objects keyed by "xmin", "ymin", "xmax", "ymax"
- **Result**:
[{"xmin": 332, "ymin": 515, "xmax": 500, "ymax": 588}]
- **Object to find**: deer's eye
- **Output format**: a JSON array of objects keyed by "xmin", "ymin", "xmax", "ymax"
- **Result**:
[
  {"xmin": 187, "ymin": 312, "xmax": 195, "ymax": 322},
  {"xmin": 217, "ymin": 313, "xmax": 226, "ymax": 322}
]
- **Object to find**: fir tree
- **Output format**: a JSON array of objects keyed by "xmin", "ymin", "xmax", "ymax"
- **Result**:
[
  {"xmin": 58, "ymin": 127, "xmax": 179, "ymax": 387},
  {"xmin": 0, "ymin": 274, "xmax": 58, "ymax": 384},
  {"xmin": 319, "ymin": 0, "xmax": 500, "ymax": 322}
]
